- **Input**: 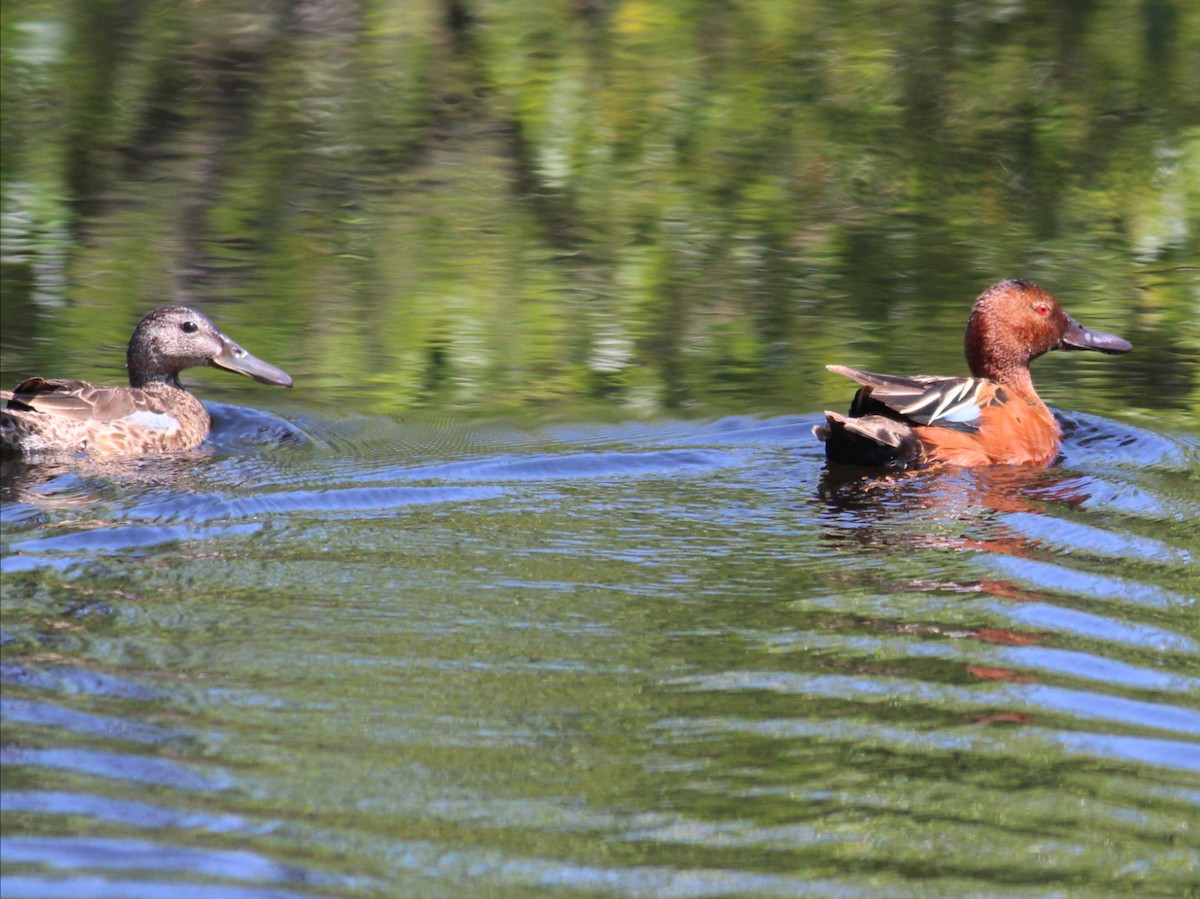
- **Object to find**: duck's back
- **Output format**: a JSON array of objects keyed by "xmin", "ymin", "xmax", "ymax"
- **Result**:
[{"xmin": 1, "ymin": 378, "xmax": 210, "ymax": 456}]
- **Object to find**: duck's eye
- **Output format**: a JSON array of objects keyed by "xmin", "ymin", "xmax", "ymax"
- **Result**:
[
  {"xmin": 181, "ymin": 321, "xmax": 199, "ymax": 333},
  {"xmin": 1034, "ymin": 303, "xmax": 1050, "ymax": 316}
]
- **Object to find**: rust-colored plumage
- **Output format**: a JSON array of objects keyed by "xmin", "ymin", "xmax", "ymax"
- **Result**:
[
  {"xmin": 814, "ymin": 280, "xmax": 1131, "ymax": 470},
  {"xmin": 2, "ymin": 306, "xmax": 292, "ymax": 457}
]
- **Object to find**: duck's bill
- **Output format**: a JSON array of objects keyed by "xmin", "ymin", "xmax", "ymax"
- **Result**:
[
  {"xmin": 1059, "ymin": 316, "xmax": 1132, "ymax": 355},
  {"xmin": 210, "ymin": 335, "xmax": 294, "ymax": 387}
]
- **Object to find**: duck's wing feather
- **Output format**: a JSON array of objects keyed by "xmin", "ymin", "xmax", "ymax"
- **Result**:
[
  {"xmin": 827, "ymin": 365, "xmax": 1006, "ymax": 432},
  {"xmin": 4, "ymin": 378, "xmax": 153, "ymax": 424}
]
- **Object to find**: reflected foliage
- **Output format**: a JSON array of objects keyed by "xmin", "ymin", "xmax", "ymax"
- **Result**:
[{"xmin": 1, "ymin": 0, "xmax": 1197, "ymax": 422}]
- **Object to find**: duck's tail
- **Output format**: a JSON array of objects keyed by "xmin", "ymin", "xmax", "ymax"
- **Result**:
[{"xmin": 814, "ymin": 412, "xmax": 925, "ymax": 471}]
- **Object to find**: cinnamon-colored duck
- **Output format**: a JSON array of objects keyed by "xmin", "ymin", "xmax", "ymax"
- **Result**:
[
  {"xmin": 814, "ymin": 279, "xmax": 1131, "ymax": 470},
  {"xmin": 2, "ymin": 306, "xmax": 292, "ymax": 457}
]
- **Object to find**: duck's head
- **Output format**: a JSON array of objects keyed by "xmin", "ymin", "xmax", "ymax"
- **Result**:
[
  {"xmin": 964, "ymin": 279, "xmax": 1131, "ymax": 386},
  {"xmin": 127, "ymin": 306, "xmax": 293, "ymax": 389}
]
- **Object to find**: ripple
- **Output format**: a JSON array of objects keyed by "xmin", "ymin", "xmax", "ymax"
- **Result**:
[
  {"xmin": 1060, "ymin": 412, "xmax": 1198, "ymax": 470},
  {"xmin": 0, "ymin": 663, "xmax": 165, "ymax": 700},
  {"xmin": 997, "ymin": 646, "xmax": 1200, "ymax": 693},
  {"xmin": 658, "ymin": 715, "xmax": 1200, "ymax": 774},
  {"xmin": 0, "ymin": 879, "xmax": 330, "ymax": 899},
  {"xmin": 6, "ymin": 522, "xmax": 262, "ymax": 560},
  {"xmin": 1070, "ymin": 474, "xmax": 1200, "ymax": 521},
  {"xmin": 1, "ymin": 698, "xmax": 187, "ymax": 745},
  {"xmin": 1051, "ymin": 731, "xmax": 1200, "ymax": 772},
  {"xmin": 1016, "ymin": 684, "xmax": 1200, "ymax": 734},
  {"xmin": 341, "ymin": 447, "xmax": 742, "ymax": 486},
  {"xmin": 756, "ymin": 630, "xmax": 1200, "ymax": 693},
  {"xmin": 999, "ymin": 511, "xmax": 1192, "ymax": 565},
  {"xmin": 673, "ymin": 671, "xmax": 1200, "ymax": 731},
  {"xmin": 991, "ymin": 603, "xmax": 1197, "ymax": 653},
  {"xmin": 1, "ymin": 791, "xmax": 254, "ymax": 834},
  {"xmin": 3, "ymin": 522, "xmax": 264, "ymax": 574},
  {"xmin": 382, "ymin": 838, "xmax": 897, "ymax": 898},
  {"xmin": 1, "ymin": 747, "xmax": 230, "ymax": 792},
  {"xmin": 1, "ymin": 836, "xmax": 328, "ymax": 886},
  {"xmin": 981, "ymin": 554, "xmax": 1195, "ymax": 610},
  {"xmin": 121, "ymin": 484, "xmax": 507, "ymax": 523}
]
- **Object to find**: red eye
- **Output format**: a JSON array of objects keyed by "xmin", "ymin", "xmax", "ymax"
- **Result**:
[{"xmin": 1035, "ymin": 303, "xmax": 1050, "ymax": 316}]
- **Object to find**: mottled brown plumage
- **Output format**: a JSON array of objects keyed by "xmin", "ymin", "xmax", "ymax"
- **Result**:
[{"xmin": 2, "ymin": 306, "xmax": 292, "ymax": 457}]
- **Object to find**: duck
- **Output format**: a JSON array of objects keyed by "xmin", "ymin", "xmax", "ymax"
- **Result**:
[
  {"xmin": 1, "ymin": 306, "xmax": 293, "ymax": 457},
  {"xmin": 814, "ymin": 279, "xmax": 1131, "ymax": 470}
]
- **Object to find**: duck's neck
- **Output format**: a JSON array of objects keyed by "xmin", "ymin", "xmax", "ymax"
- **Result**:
[
  {"xmin": 127, "ymin": 351, "xmax": 183, "ymax": 390},
  {"xmin": 994, "ymin": 366, "xmax": 1045, "ymax": 410},
  {"xmin": 966, "ymin": 317, "xmax": 1044, "ymax": 406},
  {"xmin": 128, "ymin": 370, "xmax": 184, "ymax": 390},
  {"xmin": 969, "ymin": 357, "xmax": 1053, "ymax": 439}
]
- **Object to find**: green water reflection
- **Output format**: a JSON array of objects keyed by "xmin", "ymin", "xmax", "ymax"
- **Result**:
[{"xmin": 1, "ymin": 0, "xmax": 1197, "ymax": 425}]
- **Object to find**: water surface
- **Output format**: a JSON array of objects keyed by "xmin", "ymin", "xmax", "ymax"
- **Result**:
[
  {"xmin": 2, "ymin": 407, "xmax": 1197, "ymax": 897},
  {"xmin": 2, "ymin": 0, "xmax": 1199, "ymax": 895}
]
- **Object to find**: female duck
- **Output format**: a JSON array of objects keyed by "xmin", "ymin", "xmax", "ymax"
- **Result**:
[
  {"xmin": 814, "ymin": 279, "xmax": 1131, "ymax": 470},
  {"xmin": 2, "ymin": 306, "xmax": 292, "ymax": 456}
]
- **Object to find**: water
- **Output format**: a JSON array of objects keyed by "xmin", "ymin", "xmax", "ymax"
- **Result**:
[
  {"xmin": 3, "ymin": 0, "xmax": 1199, "ymax": 894},
  {"xmin": 2, "ymin": 406, "xmax": 1197, "ymax": 897}
]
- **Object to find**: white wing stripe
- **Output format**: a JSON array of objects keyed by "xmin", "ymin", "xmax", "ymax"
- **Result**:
[
  {"xmin": 125, "ymin": 410, "xmax": 179, "ymax": 431},
  {"xmin": 900, "ymin": 392, "xmax": 941, "ymax": 415},
  {"xmin": 929, "ymin": 379, "xmax": 975, "ymax": 422},
  {"xmin": 895, "ymin": 378, "xmax": 986, "ymax": 425},
  {"xmin": 937, "ymin": 396, "xmax": 983, "ymax": 424}
]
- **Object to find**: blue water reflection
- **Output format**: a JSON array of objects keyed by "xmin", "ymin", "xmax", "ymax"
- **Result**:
[{"xmin": 3, "ymin": 409, "xmax": 1197, "ymax": 897}]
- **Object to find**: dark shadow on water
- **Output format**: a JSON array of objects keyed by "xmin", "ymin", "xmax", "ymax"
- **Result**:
[
  {"xmin": 203, "ymin": 401, "xmax": 307, "ymax": 450},
  {"xmin": 816, "ymin": 458, "xmax": 1094, "ymax": 526},
  {"xmin": 814, "ymin": 462, "xmax": 1096, "ymax": 610}
]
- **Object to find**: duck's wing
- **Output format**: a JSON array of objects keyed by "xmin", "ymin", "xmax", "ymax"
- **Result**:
[
  {"xmin": 827, "ymin": 365, "xmax": 1006, "ymax": 433},
  {"xmin": 4, "ymin": 378, "xmax": 151, "ymax": 423}
]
